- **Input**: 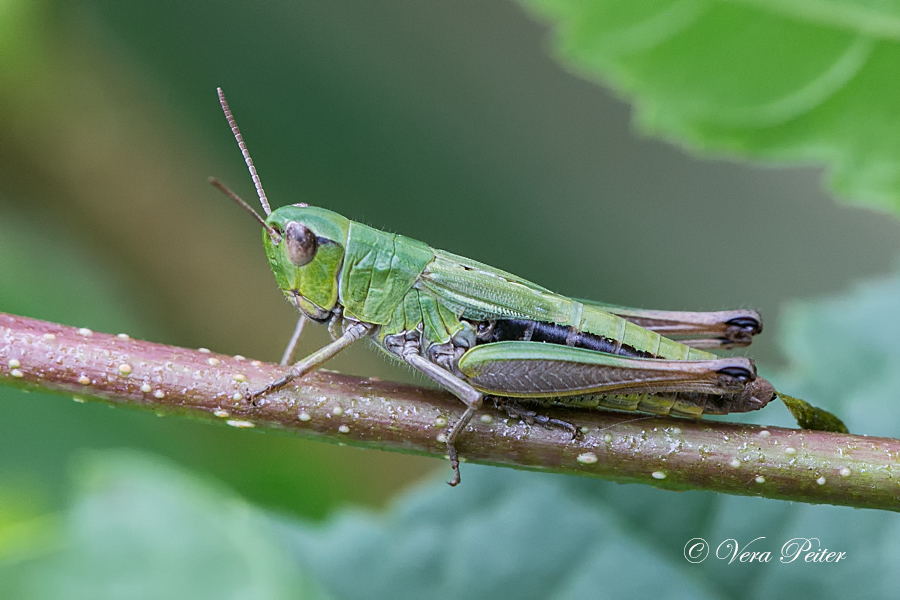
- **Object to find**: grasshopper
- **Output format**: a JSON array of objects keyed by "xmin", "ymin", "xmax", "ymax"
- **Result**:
[{"xmin": 213, "ymin": 89, "xmax": 777, "ymax": 485}]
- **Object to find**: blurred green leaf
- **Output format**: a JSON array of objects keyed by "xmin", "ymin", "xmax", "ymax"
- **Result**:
[
  {"xmin": 280, "ymin": 465, "xmax": 900, "ymax": 600},
  {"xmin": 0, "ymin": 486, "xmax": 61, "ymax": 565},
  {"xmin": 522, "ymin": 0, "xmax": 900, "ymax": 213},
  {"xmin": 15, "ymin": 452, "xmax": 332, "ymax": 600}
]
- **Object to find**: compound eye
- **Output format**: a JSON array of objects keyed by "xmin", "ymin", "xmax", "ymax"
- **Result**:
[{"xmin": 284, "ymin": 221, "xmax": 318, "ymax": 267}]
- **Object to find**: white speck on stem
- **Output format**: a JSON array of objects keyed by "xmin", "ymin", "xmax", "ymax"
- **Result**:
[
  {"xmin": 42, "ymin": 333, "xmax": 56, "ymax": 341},
  {"xmin": 816, "ymin": 476, "xmax": 827, "ymax": 485},
  {"xmin": 785, "ymin": 447, "xmax": 797, "ymax": 455},
  {"xmin": 840, "ymin": 467, "xmax": 852, "ymax": 477},
  {"xmin": 198, "ymin": 347, "xmax": 211, "ymax": 353},
  {"xmin": 757, "ymin": 430, "xmax": 771, "ymax": 438},
  {"xmin": 117, "ymin": 333, "xmax": 130, "ymax": 340},
  {"xmin": 8, "ymin": 359, "xmax": 21, "ymax": 369},
  {"xmin": 436, "ymin": 434, "xmax": 448, "ymax": 444},
  {"xmin": 755, "ymin": 476, "xmax": 766, "ymax": 484},
  {"xmin": 11, "ymin": 369, "xmax": 24, "ymax": 378},
  {"xmin": 233, "ymin": 355, "xmax": 245, "ymax": 361},
  {"xmin": 298, "ymin": 411, "xmax": 311, "ymax": 422},
  {"xmin": 338, "ymin": 425, "xmax": 350, "ymax": 434},
  {"xmin": 479, "ymin": 414, "xmax": 494, "ymax": 424},
  {"xmin": 332, "ymin": 406, "xmax": 344, "ymax": 416},
  {"xmin": 232, "ymin": 373, "xmax": 247, "ymax": 382},
  {"xmin": 213, "ymin": 410, "xmax": 230, "ymax": 418},
  {"xmin": 651, "ymin": 471, "xmax": 666, "ymax": 480},
  {"xmin": 140, "ymin": 383, "xmax": 152, "ymax": 393},
  {"xmin": 207, "ymin": 358, "xmax": 221, "ymax": 366},
  {"xmin": 118, "ymin": 363, "xmax": 133, "ymax": 375},
  {"xmin": 577, "ymin": 452, "xmax": 598, "ymax": 465},
  {"xmin": 434, "ymin": 416, "xmax": 448, "ymax": 428},
  {"xmin": 231, "ymin": 392, "xmax": 243, "ymax": 401},
  {"xmin": 226, "ymin": 419, "xmax": 255, "ymax": 428},
  {"xmin": 729, "ymin": 459, "xmax": 742, "ymax": 468},
  {"xmin": 78, "ymin": 376, "xmax": 91, "ymax": 385},
  {"xmin": 77, "ymin": 328, "xmax": 93, "ymax": 336},
  {"xmin": 153, "ymin": 390, "xmax": 165, "ymax": 399}
]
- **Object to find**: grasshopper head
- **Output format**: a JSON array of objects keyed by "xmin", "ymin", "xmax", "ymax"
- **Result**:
[{"xmin": 263, "ymin": 205, "xmax": 350, "ymax": 320}]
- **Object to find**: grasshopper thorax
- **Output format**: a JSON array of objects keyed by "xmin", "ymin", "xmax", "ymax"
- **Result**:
[{"xmin": 264, "ymin": 205, "xmax": 351, "ymax": 320}]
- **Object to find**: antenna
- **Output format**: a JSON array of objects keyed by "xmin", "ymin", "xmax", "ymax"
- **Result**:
[
  {"xmin": 208, "ymin": 177, "xmax": 280, "ymax": 242},
  {"xmin": 217, "ymin": 87, "xmax": 272, "ymax": 215}
]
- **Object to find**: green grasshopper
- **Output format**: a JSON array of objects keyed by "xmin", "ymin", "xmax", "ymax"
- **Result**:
[{"xmin": 213, "ymin": 89, "xmax": 779, "ymax": 485}]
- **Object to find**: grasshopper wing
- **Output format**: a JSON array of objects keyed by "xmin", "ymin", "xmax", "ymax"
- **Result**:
[
  {"xmin": 457, "ymin": 341, "xmax": 755, "ymax": 398},
  {"xmin": 578, "ymin": 301, "xmax": 762, "ymax": 349}
]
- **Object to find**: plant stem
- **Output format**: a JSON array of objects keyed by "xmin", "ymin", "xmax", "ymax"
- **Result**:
[{"xmin": 2, "ymin": 312, "xmax": 898, "ymax": 510}]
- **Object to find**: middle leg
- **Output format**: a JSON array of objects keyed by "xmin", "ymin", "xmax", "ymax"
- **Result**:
[{"xmin": 387, "ymin": 333, "xmax": 483, "ymax": 486}]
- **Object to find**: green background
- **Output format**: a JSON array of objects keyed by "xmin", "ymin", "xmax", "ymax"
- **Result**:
[{"xmin": 2, "ymin": 1, "xmax": 900, "ymax": 598}]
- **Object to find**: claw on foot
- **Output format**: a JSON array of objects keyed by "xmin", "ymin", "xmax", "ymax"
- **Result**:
[
  {"xmin": 244, "ymin": 387, "xmax": 269, "ymax": 406},
  {"xmin": 447, "ymin": 444, "xmax": 461, "ymax": 486},
  {"xmin": 245, "ymin": 374, "xmax": 294, "ymax": 406}
]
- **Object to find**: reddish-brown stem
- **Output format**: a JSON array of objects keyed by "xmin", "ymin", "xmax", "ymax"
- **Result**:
[{"xmin": 2, "ymin": 312, "xmax": 899, "ymax": 510}]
